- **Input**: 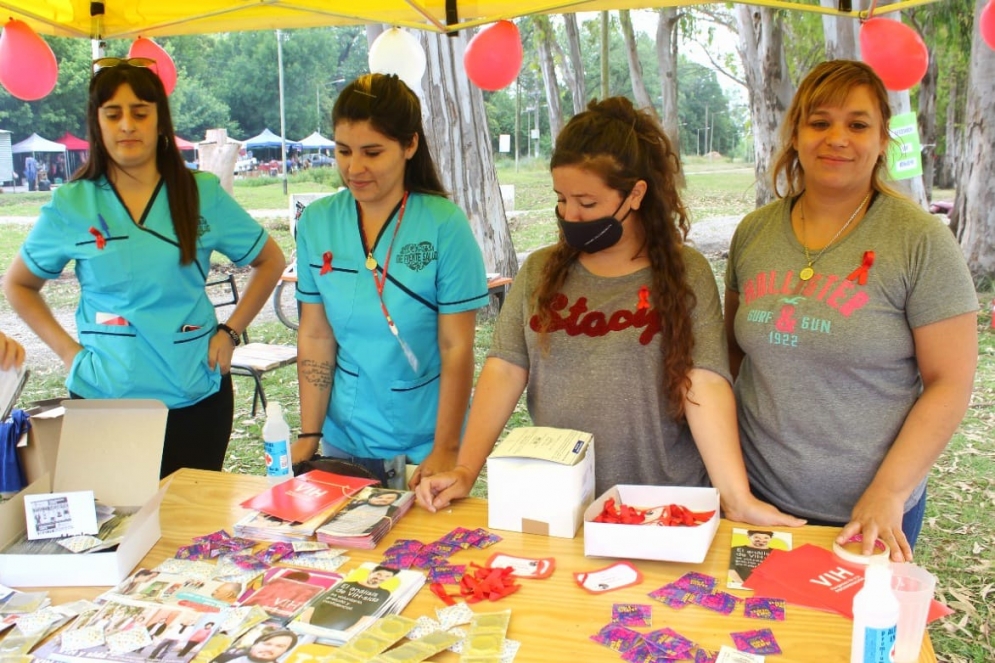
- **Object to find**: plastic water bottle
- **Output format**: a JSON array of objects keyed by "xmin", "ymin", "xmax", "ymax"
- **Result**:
[
  {"xmin": 263, "ymin": 402, "xmax": 292, "ymax": 485},
  {"xmin": 851, "ymin": 560, "xmax": 899, "ymax": 663}
]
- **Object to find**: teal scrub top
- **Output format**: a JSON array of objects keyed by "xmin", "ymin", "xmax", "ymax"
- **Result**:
[
  {"xmin": 296, "ymin": 190, "xmax": 488, "ymax": 462},
  {"xmin": 20, "ymin": 172, "xmax": 268, "ymax": 408}
]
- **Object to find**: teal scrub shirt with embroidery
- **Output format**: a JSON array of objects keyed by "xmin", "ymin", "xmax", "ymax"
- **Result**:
[
  {"xmin": 295, "ymin": 190, "xmax": 488, "ymax": 463},
  {"xmin": 20, "ymin": 172, "xmax": 268, "ymax": 408}
]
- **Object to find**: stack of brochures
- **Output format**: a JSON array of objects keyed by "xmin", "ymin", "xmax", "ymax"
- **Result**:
[
  {"xmin": 236, "ymin": 567, "xmax": 343, "ymax": 620},
  {"xmin": 287, "ymin": 562, "xmax": 425, "ymax": 646},
  {"xmin": 315, "ymin": 487, "xmax": 415, "ymax": 549},
  {"xmin": 233, "ymin": 470, "xmax": 377, "ymax": 543},
  {"xmin": 233, "ymin": 505, "xmax": 342, "ymax": 543}
]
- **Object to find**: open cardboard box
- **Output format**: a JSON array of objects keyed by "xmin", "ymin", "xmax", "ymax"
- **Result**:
[
  {"xmin": 487, "ymin": 427, "xmax": 596, "ymax": 539},
  {"xmin": 0, "ymin": 399, "xmax": 168, "ymax": 587},
  {"xmin": 583, "ymin": 484, "xmax": 720, "ymax": 563}
]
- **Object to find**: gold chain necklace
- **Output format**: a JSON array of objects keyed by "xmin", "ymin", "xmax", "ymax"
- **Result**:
[{"xmin": 799, "ymin": 191, "xmax": 871, "ymax": 281}]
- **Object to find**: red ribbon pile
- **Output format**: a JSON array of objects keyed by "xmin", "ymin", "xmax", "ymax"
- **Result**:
[
  {"xmin": 592, "ymin": 498, "xmax": 648, "ymax": 524},
  {"xmin": 430, "ymin": 563, "xmax": 520, "ymax": 606},
  {"xmin": 653, "ymin": 504, "xmax": 716, "ymax": 527},
  {"xmin": 592, "ymin": 498, "xmax": 715, "ymax": 527}
]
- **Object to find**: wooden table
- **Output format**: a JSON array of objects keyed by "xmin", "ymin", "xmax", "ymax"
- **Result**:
[{"xmin": 40, "ymin": 469, "xmax": 937, "ymax": 662}]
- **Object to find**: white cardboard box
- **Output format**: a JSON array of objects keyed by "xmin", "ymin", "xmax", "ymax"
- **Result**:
[
  {"xmin": 0, "ymin": 399, "xmax": 168, "ymax": 587},
  {"xmin": 583, "ymin": 485, "xmax": 720, "ymax": 563},
  {"xmin": 486, "ymin": 427, "xmax": 596, "ymax": 539}
]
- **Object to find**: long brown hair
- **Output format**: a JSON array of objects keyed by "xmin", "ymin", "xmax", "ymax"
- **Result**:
[
  {"xmin": 78, "ymin": 63, "xmax": 199, "ymax": 265},
  {"xmin": 538, "ymin": 97, "xmax": 695, "ymax": 419},
  {"xmin": 332, "ymin": 73, "xmax": 447, "ymax": 198},
  {"xmin": 771, "ymin": 59, "xmax": 896, "ymax": 199}
]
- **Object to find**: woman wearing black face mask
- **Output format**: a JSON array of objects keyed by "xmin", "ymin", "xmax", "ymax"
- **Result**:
[{"xmin": 416, "ymin": 98, "xmax": 804, "ymax": 528}]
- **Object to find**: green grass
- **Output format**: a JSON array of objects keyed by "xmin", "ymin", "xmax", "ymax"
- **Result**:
[{"xmin": 1, "ymin": 167, "xmax": 990, "ymax": 660}]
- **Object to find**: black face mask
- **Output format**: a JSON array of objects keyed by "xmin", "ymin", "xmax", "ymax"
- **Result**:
[{"xmin": 555, "ymin": 198, "xmax": 631, "ymax": 254}]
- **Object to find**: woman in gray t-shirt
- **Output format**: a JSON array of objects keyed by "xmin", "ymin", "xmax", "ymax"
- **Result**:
[
  {"xmin": 416, "ymin": 97, "xmax": 805, "ymax": 530},
  {"xmin": 725, "ymin": 60, "xmax": 977, "ymax": 562}
]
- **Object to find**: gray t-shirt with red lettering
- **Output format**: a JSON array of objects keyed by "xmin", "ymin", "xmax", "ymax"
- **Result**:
[
  {"xmin": 726, "ymin": 193, "xmax": 977, "ymax": 522},
  {"xmin": 489, "ymin": 245, "xmax": 730, "ymax": 496}
]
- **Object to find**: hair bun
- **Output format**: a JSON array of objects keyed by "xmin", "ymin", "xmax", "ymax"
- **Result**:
[{"xmin": 588, "ymin": 97, "xmax": 637, "ymax": 124}]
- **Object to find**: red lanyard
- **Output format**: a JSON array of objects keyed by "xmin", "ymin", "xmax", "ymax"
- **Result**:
[{"xmin": 358, "ymin": 192, "xmax": 417, "ymax": 368}]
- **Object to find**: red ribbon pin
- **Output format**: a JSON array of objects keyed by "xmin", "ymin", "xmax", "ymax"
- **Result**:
[
  {"xmin": 320, "ymin": 251, "xmax": 333, "ymax": 275},
  {"xmin": 637, "ymin": 285, "xmax": 650, "ymax": 310},
  {"xmin": 847, "ymin": 250, "xmax": 875, "ymax": 285},
  {"xmin": 88, "ymin": 226, "xmax": 106, "ymax": 250}
]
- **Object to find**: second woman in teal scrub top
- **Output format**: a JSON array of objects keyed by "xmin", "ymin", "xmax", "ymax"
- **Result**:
[
  {"xmin": 3, "ymin": 60, "xmax": 285, "ymax": 478},
  {"xmin": 291, "ymin": 74, "xmax": 488, "ymax": 489}
]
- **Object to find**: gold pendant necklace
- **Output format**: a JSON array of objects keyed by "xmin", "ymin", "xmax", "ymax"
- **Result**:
[
  {"xmin": 799, "ymin": 191, "xmax": 872, "ymax": 281},
  {"xmin": 365, "ymin": 254, "xmax": 377, "ymax": 271}
]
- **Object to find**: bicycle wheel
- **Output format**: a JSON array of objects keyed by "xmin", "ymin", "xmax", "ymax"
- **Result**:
[{"xmin": 272, "ymin": 280, "xmax": 299, "ymax": 330}]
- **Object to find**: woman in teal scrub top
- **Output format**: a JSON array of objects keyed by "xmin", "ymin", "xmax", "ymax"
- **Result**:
[
  {"xmin": 290, "ymin": 74, "xmax": 488, "ymax": 488},
  {"xmin": 2, "ymin": 59, "xmax": 286, "ymax": 478}
]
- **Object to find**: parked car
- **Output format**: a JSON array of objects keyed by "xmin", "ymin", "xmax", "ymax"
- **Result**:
[{"xmin": 235, "ymin": 157, "xmax": 258, "ymax": 174}]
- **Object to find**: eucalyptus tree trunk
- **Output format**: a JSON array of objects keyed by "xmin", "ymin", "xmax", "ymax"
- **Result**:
[
  {"xmin": 533, "ymin": 16, "xmax": 564, "ymax": 140},
  {"xmin": 937, "ymin": 78, "xmax": 958, "ymax": 189},
  {"xmin": 886, "ymin": 90, "xmax": 928, "ymax": 207},
  {"xmin": 619, "ymin": 10, "xmax": 659, "ymax": 123},
  {"xmin": 562, "ymin": 14, "xmax": 587, "ymax": 115},
  {"xmin": 655, "ymin": 8, "xmax": 681, "ymax": 151},
  {"xmin": 418, "ymin": 31, "xmax": 518, "ymax": 279},
  {"xmin": 819, "ymin": 0, "xmax": 858, "ymax": 59},
  {"xmin": 734, "ymin": 5, "xmax": 794, "ymax": 207},
  {"xmin": 917, "ymin": 50, "xmax": 938, "ymax": 201},
  {"xmin": 953, "ymin": 0, "xmax": 995, "ymax": 279}
]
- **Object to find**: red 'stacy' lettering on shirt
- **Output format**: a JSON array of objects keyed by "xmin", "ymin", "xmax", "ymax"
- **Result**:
[{"xmin": 530, "ymin": 293, "xmax": 661, "ymax": 345}]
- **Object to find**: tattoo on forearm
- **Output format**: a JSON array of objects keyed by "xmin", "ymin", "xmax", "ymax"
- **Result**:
[{"xmin": 300, "ymin": 359, "xmax": 333, "ymax": 390}]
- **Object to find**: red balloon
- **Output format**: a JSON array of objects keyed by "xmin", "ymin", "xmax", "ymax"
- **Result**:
[
  {"xmin": 859, "ymin": 18, "xmax": 929, "ymax": 91},
  {"xmin": 981, "ymin": 0, "xmax": 995, "ymax": 50},
  {"xmin": 0, "ymin": 20, "xmax": 58, "ymax": 101},
  {"xmin": 464, "ymin": 21, "xmax": 523, "ymax": 92},
  {"xmin": 128, "ymin": 37, "xmax": 178, "ymax": 95}
]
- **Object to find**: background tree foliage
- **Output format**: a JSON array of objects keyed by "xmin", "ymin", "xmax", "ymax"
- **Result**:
[{"xmin": 0, "ymin": 27, "xmax": 372, "ymax": 143}]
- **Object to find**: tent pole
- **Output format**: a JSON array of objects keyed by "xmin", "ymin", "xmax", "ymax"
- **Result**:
[{"xmin": 277, "ymin": 30, "xmax": 289, "ymax": 196}]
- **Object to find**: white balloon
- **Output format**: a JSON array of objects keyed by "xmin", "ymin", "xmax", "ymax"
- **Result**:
[{"xmin": 368, "ymin": 28, "xmax": 426, "ymax": 91}]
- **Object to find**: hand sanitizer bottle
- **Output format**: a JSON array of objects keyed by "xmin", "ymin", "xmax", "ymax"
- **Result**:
[
  {"xmin": 263, "ymin": 402, "xmax": 292, "ymax": 485},
  {"xmin": 851, "ymin": 559, "xmax": 899, "ymax": 663}
]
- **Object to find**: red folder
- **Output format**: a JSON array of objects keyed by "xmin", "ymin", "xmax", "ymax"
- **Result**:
[
  {"xmin": 744, "ymin": 544, "xmax": 953, "ymax": 622},
  {"xmin": 240, "ymin": 470, "xmax": 377, "ymax": 523}
]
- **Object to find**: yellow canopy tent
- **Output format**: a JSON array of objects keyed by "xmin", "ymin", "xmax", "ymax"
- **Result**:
[{"xmin": 0, "ymin": 0, "xmax": 941, "ymax": 38}]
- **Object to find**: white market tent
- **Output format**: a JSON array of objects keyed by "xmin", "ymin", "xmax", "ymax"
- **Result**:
[
  {"xmin": 297, "ymin": 131, "xmax": 335, "ymax": 150},
  {"xmin": 12, "ymin": 133, "xmax": 67, "ymax": 156}
]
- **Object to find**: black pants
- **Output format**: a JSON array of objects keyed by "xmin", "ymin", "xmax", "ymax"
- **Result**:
[{"xmin": 72, "ymin": 374, "xmax": 234, "ymax": 479}]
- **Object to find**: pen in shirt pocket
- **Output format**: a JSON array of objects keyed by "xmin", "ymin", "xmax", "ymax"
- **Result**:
[
  {"xmin": 97, "ymin": 213, "xmax": 111, "ymax": 236},
  {"xmin": 181, "ymin": 324, "xmax": 202, "ymax": 332}
]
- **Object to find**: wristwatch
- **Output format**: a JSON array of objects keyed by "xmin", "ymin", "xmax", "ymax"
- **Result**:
[{"xmin": 217, "ymin": 323, "xmax": 241, "ymax": 346}]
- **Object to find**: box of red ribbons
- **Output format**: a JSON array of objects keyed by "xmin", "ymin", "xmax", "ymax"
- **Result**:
[{"xmin": 583, "ymin": 485, "xmax": 720, "ymax": 563}]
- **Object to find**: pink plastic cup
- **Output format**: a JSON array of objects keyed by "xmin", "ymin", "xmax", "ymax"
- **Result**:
[{"xmin": 890, "ymin": 562, "xmax": 936, "ymax": 663}]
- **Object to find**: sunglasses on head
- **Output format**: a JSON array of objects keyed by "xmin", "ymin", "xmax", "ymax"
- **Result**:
[{"xmin": 92, "ymin": 57, "xmax": 157, "ymax": 74}]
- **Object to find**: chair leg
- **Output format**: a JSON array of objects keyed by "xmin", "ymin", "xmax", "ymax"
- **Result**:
[{"xmin": 251, "ymin": 372, "xmax": 267, "ymax": 417}]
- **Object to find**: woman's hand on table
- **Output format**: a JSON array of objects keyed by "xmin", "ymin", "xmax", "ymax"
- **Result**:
[
  {"xmin": 723, "ymin": 494, "xmax": 807, "ymax": 528},
  {"xmin": 414, "ymin": 466, "xmax": 475, "ymax": 512},
  {"xmin": 838, "ymin": 487, "xmax": 913, "ymax": 562},
  {"xmin": 408, "ymin": 446, "xmax": 458, "ymax": 490}
]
